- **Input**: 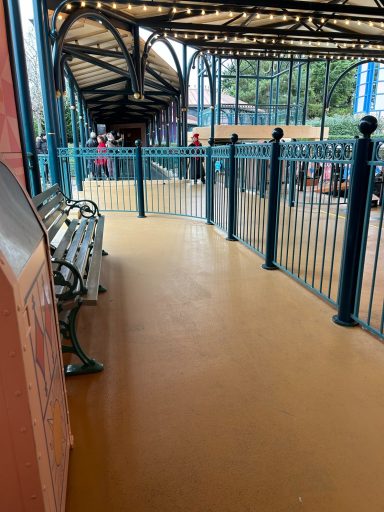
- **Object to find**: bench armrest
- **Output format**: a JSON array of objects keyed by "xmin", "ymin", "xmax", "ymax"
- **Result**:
[
  {"xmin": 64, "ymin": 195, "xmax": 101, "ymax": 218},
  {"xmin": 52, "ymin": 258, "xmax": 87, "ymax": 301}
]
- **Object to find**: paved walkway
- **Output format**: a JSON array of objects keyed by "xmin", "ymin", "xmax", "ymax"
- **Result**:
[{"xmin": 65, "ymin": 213, "xmax": 384, "ymax": 512}]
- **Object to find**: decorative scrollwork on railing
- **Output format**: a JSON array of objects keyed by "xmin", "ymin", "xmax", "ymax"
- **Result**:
[
  {"xmin": 57, "ymin": 147, "xmax": 136, "ymax": 158},
  {"xmin": 211, "ymin": 146, "xmax": 230, "ymax": 158},
  {"xmin": 235, "ymin": 143, "xmax": 272, "ymax": 160},
  {"xmin": 280, "ymin": 140, "xmax": 356, "ymax": 163},
  {"xmin": 142, "ymin": 146, "xmax": 207, "ymax": 158},
  {"xmin": 371, "ymin": 140, "xmax": 384, "ymax": 164}
]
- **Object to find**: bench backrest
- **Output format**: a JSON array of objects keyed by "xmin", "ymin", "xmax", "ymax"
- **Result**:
[{"xmin": 32, "ymin": 185, "xmax": 69, "ymax": 243}]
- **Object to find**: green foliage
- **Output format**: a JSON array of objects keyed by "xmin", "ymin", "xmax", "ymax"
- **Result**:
[
  {"xmin": 307, "ymin": 114, "xmax": 384, "ymax": 139},
  {"xmin": 221, "ymin": 59, "xmax": 357, "ymax": 119}
]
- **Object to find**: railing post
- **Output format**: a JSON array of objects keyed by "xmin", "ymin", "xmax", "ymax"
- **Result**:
[
  {"xmin": 333, "ymin": 115, "xmax": 377, "ymax": 326},
  {"xmin": 206, "ymin": 137, "xmax": 214, "ymax": 225},
  {"xmin": 262, "ymin": 127, "xmax": 284, "ymax": 270},
  {"xmin": 227, "ymin": 133, "xmax": 238, "ymax": 241},
  {"xmin": 134, "ymin": 139, "xmax": 146, "ymax": 218}
]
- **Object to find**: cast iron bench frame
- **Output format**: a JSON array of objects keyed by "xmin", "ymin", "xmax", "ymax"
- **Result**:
[{"xmin": 33, "ymin": 185, "xmax": 107, "ymax": 376}]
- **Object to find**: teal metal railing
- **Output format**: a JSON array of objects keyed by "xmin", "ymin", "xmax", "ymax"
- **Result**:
[{"xmin": 38, "ymin": 118, "xmax": 383, "ymax": 341}]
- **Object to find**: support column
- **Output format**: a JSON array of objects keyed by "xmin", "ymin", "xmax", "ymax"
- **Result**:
[
  {"xmin": 77, "ymin": 93, "xmax": 86, "ymax": 147},
  {"xmin": 182, "ymin": 44, "xmax": 188, "ymax": 146},
  {"xmin": 68, "ymin": 78, "xmax": 83, "ymax": 191},
  {"xmin": 320, "ymin": 59, "xmax": 331, "ymax": 140},
  {"xmin": 234, "ymin": 59, "xmax": 240, "ymax": 125},
  {"xmin": 197, "ymin": 57, "xmax": 202, "ymax": 126},
  {"xmin": 302, "ymin": 60, "xmax": 310, "ymax": 125},
  {"xmin": 286, "ymin": 56, "xmax": 294, "ymax": 126},
  {"xmin": 216, "ymin": 57, "xmax": 222, "ymax": 125},
  {"xmin": 210, "ymin": 55, "xmax": 216, "ymax": 141},
  {"xmin": 274, "ymin": 60, "xmax": 281, "ymax": 125},
  {"xmin": 5, "ymin": 0, "xmax": 41, "ymax": 195},
  {"xmin": 165, "ymin": 107, "xmax": 170, "ymax": 147},
  {"xmin": 295, "ymin": 63, "xmax": 302, "ymax": 125},
  {"xmin": 32, "ymin": 0, "xmax": 62, "ymax": 187},
  {"xmin": 255, "ymin": 60, "xmax": 260, "ymax": 125}
]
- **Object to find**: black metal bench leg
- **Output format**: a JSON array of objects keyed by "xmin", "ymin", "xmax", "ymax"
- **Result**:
[
  {"xmin": 102, "ymin": 249, "xmax": 109, "ymax": 256},
  {"xmin": 61, "ymin": 302, "xmax": 104, "ymax": 376},
  {"xmin": 98, "ymin": 284, "xmax": 107, "ymax": 293}
]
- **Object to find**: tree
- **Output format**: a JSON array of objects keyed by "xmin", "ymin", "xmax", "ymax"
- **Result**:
[
  {"xmin": 221, "ymin": 58, "xmax": 357, "ymax": 119},
  {"xmin": 24, "ymin": 24, "xmax": 44, "ymax": 136}
]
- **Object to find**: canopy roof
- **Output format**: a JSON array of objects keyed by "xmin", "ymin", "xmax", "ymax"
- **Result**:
[
  {"xmin": 46, "ymin": 1, "xmax": 384, "ymax": 125},
  {"xmin": 49, "ymin": 1, "xmax": 384, "ymax": 60}
]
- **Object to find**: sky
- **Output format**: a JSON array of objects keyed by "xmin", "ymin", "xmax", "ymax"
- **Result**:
[{"xmin": 21, "ymin": 1, "xmax": 198, "ymax": 86}]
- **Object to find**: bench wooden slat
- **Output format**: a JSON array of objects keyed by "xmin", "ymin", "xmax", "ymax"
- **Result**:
[
  {"xmin": 52, "ymin": 219, "xmax": 78, "ymax": 259},
  {"xmin": 32, "ymin": 184, "xmax": 61, "ymax": 209},
  {"xmin": 48, "ymin": 211, "xmax": 70, "ymax": 243},
  {"xmin": 83, "ymin": 216, "xmax": 105, "ymax": 305},
  {"xmin": 64, "ymin": 219, "xmax": 88, "ymax": 265},
  {"xmin": 73, "ymin": 218, "xmax": 96, "ymax": 278},
  {"xmin": 54, "ymin": 219, "xmax": 88, "ymax": 297},
  {"xmin": 38, "ymin": 192, "xmax": 65, "ymax": 220},
  {"xmin": 44, "ymin": 208, "xmax": 64, "ymax": 233}
]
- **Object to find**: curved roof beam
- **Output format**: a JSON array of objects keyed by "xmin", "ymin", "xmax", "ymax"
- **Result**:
[{"xmin": 52, "ymin": 7, "xmax": 139, "ymax": 96}]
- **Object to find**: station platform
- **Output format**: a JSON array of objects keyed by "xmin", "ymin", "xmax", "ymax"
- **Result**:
[{"xmin": 65, "ymin": 213, "xmax": 384, "ymax": 512}]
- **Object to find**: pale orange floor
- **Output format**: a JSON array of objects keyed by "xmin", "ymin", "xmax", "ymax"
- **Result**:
[{"xmin": 65, "ymin": 213, "xmax": 384, "ymax": 512}]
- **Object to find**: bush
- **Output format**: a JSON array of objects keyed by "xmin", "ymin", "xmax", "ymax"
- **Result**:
[{"xmin": 307, "ymin": 114, "xmax": 384, "ymax": 139}]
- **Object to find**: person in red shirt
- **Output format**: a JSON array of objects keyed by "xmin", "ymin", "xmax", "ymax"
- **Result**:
[{"xmin": 188, "ymin": 133, "xmax": 205, "ymax": 184}]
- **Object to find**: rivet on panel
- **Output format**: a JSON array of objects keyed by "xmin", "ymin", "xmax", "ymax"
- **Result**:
[
  {"xmin": 9, "ymin": 351, "xmax": 16, "ymax": 358},
  {"xmin": 20, "ymin": 427, "xmax": 27, "ymax": 433},
  {"xmin": 15, "ymin": 390, "xmax": 22, "ymax": 397},
  {"xmin": 2, "ymin": 309, "xmax": 10, "ymax": 316},
  {"xmin": 31, "ymin": 495, "xmax": 37, "ymax": 500},
  {"xmin": 28, "ymin": 383, "xmax": 32, "ymax": 390},
  {"xmin": 25, "ymin": 462, "xmax": 32, "ymax": 468}
]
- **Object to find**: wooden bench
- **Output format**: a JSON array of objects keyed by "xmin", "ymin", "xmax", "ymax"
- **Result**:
[{"xmin": 33, "ymin": 185, "xmax": 107, "ymax": 376}]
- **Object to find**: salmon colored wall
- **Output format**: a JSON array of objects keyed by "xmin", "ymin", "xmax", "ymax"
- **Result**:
[{"xmin": 0, "ymin": 0, "xmax": 26, "ymax": 188}]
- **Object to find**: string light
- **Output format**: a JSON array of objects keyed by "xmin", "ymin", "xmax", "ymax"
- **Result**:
[
  {"xmin": 243, "ymin": 12, "xmax": 247, "ymax": 18},
  {"xmin": 187, "ymin": 8, "xmax": 191, "ymax": 14},
  {"xmin": 58, "ymin": 14, "xmax": 63, "ymax": 20},
  {"xmin": 321, "ymin": 17, "xmax": 325, "ymax": 23},
  {"xmin": 172, "ymin": 7, "xmax": 176, "ymax": 13},
  {"xmin": 215, "ymin": 10, "xmax": 219, "ymax": 16},
  {"xmin": 97, "ymin": 1, "xmax": 101, "ymax": 7},
  {"xmin": 201, "ymin": 9, "xmax": 205, "ymax": 15},
  {"xmin": 112, "ymin": 2, "xmax": 116, "ymax": 8},
  {"xmin": 295, "ymin": 16, "xmax": 300, "ymax": 21},
  {"xmin": 269, "ymin": 14, "xmax": 274, "ymax": 19},
  {"xmin": 81, "ymin": 1, "xmax": 85, "ymax": 6},
  {"xmin": 158, "ymin": 6, "xmax": 162, "ymax": 12},
  {"xmin": 283, "ymin": 15, "xmax": 287, "ymax": 21},
  {"xmin": 66, "ymin": 3, "xmax": 72, "ymax": 9},
  {"xmin": 256, "ymin": 13, "xmax": 260, "ymax": 19},
  {"xmin": 143, "ymin": 5, "xmax": 147, "ymax": 11},
  {"xmin": 308, "ymin": 17, "xmax": 312, "ymax": 22}
]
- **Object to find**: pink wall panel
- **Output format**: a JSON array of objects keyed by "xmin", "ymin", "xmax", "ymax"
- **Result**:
[{"xmin": 0, "ymin": 0, "xmax": 26, "ymax": 188}]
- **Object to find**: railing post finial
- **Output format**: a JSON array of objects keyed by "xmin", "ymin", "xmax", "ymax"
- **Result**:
[{"xmin": 359, "ymin": 115, "xmax": 378, "ymax": 139}]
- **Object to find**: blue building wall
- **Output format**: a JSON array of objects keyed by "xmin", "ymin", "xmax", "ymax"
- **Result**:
[{"xmin": 354, "ymin": 62, "xmax": 384, "ymax": 116}]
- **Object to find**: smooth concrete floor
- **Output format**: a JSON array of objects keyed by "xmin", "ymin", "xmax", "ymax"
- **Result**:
[{"xmin": 66, "ymin": 213, "xmax": 384, "ymax": 512}]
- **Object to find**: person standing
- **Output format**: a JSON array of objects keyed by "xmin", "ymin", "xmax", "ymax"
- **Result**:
[
  {"xmin": 188, "ymin": 133, "xmax": 205, "ymax": 184},
  {"xmin": 95, "ymin": 135, "xmax": 108, "ymax": 179},
  {"xmin": 36, "ymin": 132, "xmax": 49, "ymax": 183},
  {"xmin": 86, "ymin": 131, "xmax": 98, "ymax": 179}
]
